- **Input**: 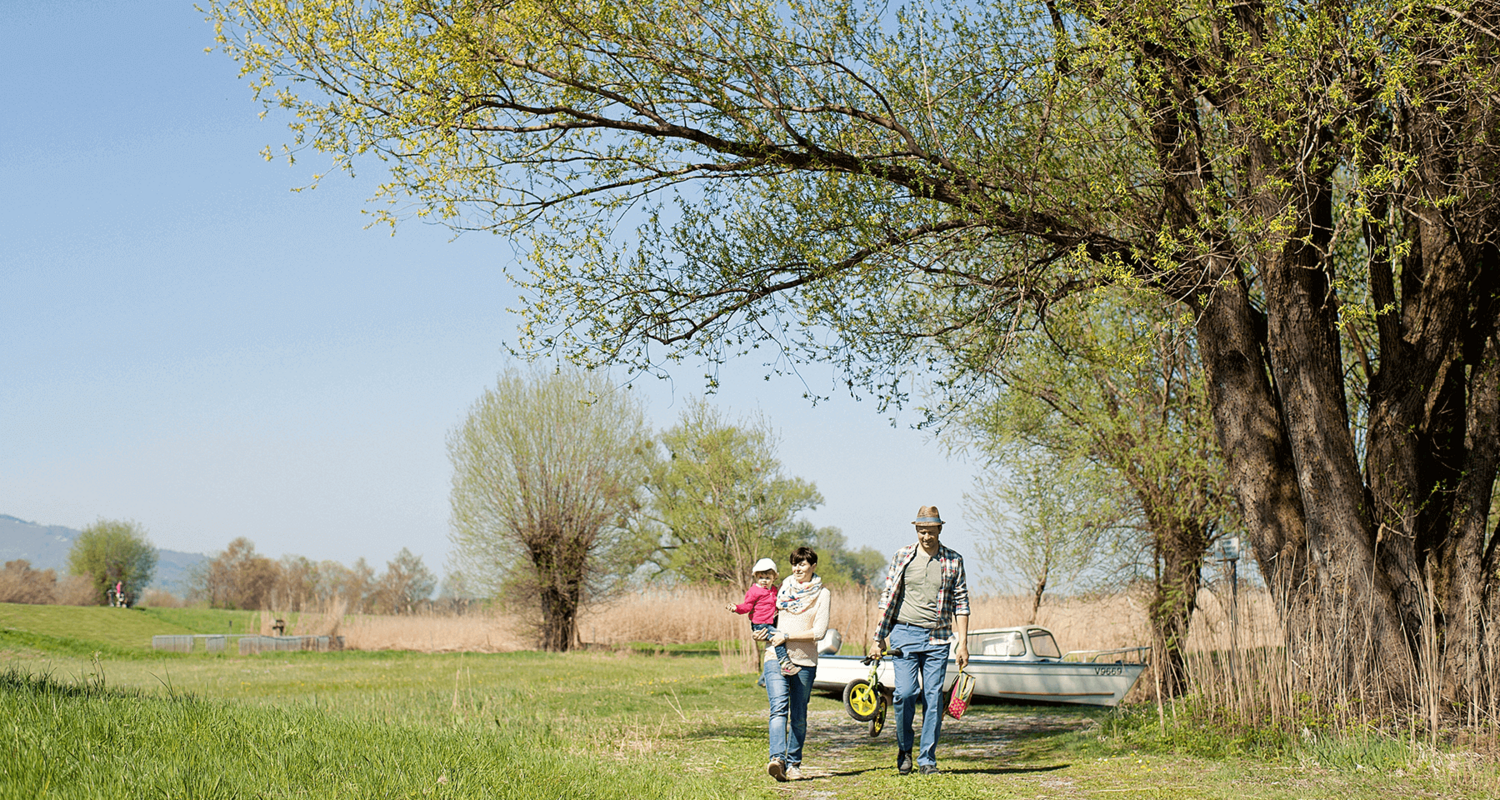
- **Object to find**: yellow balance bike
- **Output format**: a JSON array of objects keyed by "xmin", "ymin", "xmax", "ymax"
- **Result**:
[{"xmin": 842, "ymin": 645, "xmax": 902, "ymax": 736}]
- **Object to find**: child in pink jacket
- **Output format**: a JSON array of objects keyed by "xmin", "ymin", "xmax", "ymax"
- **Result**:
[{"xmin": 728, "ymin": 557, "xmax": 799, "ymax": 675}]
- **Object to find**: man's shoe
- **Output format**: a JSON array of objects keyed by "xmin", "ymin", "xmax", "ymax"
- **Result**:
[
  {"xmin": 768, "ymin": 759, "xmax": 787, "ymax": 782},
  {"xmin": 785, "ymin": 765, "xmax": 803, "ymax": 780},
  {"xmin": 896, "ymin": 750, "xmax": 913, "ymax": 775},
  {"xmin": 919, "ymin": 764, "xmax": 940, "ymax": 775}
]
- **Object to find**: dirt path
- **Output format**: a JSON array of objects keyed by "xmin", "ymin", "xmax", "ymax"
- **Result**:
[{"xmin": 782, "ymin": 707, "xmax": 1099, "ymax": 797}]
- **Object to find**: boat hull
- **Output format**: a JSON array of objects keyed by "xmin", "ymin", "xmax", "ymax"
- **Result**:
[{"xmin": 811, "ymin": 654, "xmax": 1146, "ymax": 707}]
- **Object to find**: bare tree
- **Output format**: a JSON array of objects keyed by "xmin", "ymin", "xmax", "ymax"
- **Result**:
[
  {"xmin": 188, "ymin": 537, "xmax": 278, "ymax": 610},
  {"xmin": 448, "ymin": 366, "xmax": 652, "ymax": 651},
  {"xmin": 372, "ymin": 548, "xmax": 437, "ymax": 614}
]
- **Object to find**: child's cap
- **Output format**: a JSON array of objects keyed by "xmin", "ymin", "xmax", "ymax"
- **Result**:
[{"xmin": 751, "ymin": 557, "xmax": 778, "ymax": 574}]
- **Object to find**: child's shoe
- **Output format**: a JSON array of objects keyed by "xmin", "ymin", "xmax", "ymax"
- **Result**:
[{"xmin": 780, "ymin": 659, "xmax": 801, "ymax": 676}]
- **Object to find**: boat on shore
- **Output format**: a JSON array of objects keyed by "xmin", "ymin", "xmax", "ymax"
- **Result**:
[{"xmin": 812, "ymin": 625, "xmax": 1150, "ymax": 707}]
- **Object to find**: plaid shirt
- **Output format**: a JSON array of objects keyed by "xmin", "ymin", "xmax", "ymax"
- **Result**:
[{"xmin": 874, "ymin": 542, "xmax": 970, "ymax": 645}]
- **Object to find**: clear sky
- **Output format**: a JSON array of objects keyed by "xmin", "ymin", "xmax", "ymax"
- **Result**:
[{"xmin": 1, "ymin": 2, "xmax": 989, "ymax": 584}]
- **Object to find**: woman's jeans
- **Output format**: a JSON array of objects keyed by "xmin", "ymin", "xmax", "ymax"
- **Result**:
[
  {"xmin": 764, "ymin": 657, "xmax": 816, "ymax": 765},
  {"xmin": 890, "ymin": 622, "xmax": 950, "ymax": 767}
]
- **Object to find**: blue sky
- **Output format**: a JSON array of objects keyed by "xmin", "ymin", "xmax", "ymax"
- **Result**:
[{"xmin": 1, "ymin": 1, "xmax": 986, "ymax": 583}]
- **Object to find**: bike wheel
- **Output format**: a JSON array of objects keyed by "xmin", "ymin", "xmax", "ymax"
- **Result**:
[
  {"xmin": 843, "ymin": 679, "xmax": 880, "ymax": 722},
  {"xmin": 868, "ymin": 693, "xmax": 888, "ymax": 737}
]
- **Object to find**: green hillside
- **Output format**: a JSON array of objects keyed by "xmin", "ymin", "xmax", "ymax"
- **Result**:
[{"xmin": 0, "ymin": 603, "xmax": 261, "ymax": 654}]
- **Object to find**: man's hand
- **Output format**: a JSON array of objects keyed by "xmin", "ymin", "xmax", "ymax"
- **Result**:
[{"xmin": 954, "ymin": 614, "xmax": 970, "ymax": 671}]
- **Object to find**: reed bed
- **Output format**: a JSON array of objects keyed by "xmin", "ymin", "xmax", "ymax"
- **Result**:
[
  {"xmin": 260, "ymin": 586, "xmax": 1287, "ymax": 658},
  {"xmin": 1174, "ymin": 583, "xmax": 1500, "ymax": 744},
  {"xmin": 256, "ymin": 600, "xmax": 529, "ymax": 653}
]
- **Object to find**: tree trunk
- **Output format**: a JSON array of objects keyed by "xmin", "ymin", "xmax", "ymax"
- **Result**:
[
  {"xmin": 1146, "ymin": 517, "xmax": 1207, "ymax": 698},
  {"xmin": 538, "ymin": 583, "xmax": 578, "ymax": 652},
  {"xmin": 1186, "ymin": 264, "xmax": 1310, "ymax": 610},
  {"xmin": 1439, "ymin": 279, "xmax": 1500, "ymax": 710}
]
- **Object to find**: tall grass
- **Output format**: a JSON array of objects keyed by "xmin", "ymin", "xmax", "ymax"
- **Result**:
[{"xmin": 1172, "ymin": 580, "xmax": 1500, "ymax": 749}]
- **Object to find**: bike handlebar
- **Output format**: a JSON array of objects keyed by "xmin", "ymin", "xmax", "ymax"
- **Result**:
[{"xmin": 860, "ymin": 646, "xmax": 905, "ymax": 665}]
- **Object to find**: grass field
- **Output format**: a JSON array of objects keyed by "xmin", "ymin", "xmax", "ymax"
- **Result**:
[{"xmin": 2, "ymin": 603, "xmax": 1497, "ymax": 799}]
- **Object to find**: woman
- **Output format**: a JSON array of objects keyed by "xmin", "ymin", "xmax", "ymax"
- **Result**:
[{"xmin": 757, "ymin": 546, "xmax": 831, "ymax": 782}]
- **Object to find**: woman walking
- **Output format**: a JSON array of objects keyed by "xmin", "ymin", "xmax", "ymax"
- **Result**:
[{"xmin": 757, "ymin": 546, "xmax": 831, "ymax": 782}]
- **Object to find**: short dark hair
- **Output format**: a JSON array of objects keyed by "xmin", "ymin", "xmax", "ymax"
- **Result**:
[{"xmin": 789, "ymin": 546, "xmax": 818, "ymax": 566}]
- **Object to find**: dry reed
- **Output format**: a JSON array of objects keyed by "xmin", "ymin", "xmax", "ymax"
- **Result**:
[
  {"xmin": 1174, "ymin": 579, "xmax": 1499, "ymax": 745},
  {"xmin": 253, "ymin": 598, "xmax": 530, "ymax": 653},
  {"xmin": 263, "ymin": 587, "xmax": 1184, "ymax": 657}
]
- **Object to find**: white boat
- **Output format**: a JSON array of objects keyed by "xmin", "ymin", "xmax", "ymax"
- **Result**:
[{"xmin": 811, "ymin": 626, "xmax": 1150, "ymax": 707}]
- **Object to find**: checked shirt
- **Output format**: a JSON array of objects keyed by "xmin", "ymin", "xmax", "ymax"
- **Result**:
[{"xmin": 874, "ymin": 542, "xmax": 970, "ymax": 646}]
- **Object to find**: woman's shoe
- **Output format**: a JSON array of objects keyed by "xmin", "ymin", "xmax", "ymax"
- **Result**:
[{"xmin": 768, "ymin": 759, "xmax": 787, "ymax": 782}]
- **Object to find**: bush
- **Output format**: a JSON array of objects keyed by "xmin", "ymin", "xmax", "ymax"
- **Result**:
[{"xmin": 0, "ymin": 560, "xmax": 58, "ymax": 604}]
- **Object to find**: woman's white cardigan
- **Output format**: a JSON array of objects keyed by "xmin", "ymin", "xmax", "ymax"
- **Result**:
[{"xmin": 763, "ymin": 587, "xmax": 831, "ymax": 668}]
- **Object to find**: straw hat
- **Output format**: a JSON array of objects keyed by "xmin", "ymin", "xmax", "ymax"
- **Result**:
[{"xmin": 912, "ymin": 505, "xmax": 944, "ymax": 526}]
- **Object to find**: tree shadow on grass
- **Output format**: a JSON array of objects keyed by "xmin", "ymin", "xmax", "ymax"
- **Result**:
[
  {"xmin": 940, "ymin": 763, "xmax": 1070, "ymax": 776},
  {"xmin": 813, "ymin": 762, "xmax": 1069, "ymax": 779}
]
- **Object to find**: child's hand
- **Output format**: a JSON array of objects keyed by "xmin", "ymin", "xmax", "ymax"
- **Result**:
[{"xmin": 725, "ymin": 604, "xmax": 737, "ymax": 612}]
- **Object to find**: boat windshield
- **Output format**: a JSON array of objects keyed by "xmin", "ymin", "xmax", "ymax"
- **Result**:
[
  {"xmin": 972, "ymin": 631, "xmax": 1027, "ymax": 657},
  {"xmin": 1028, "ymin": 630, "xmax": 1062, "ymax": 659}
]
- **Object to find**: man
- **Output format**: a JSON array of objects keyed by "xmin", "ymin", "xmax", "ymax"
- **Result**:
[{"xmin": 874, "ymin": 505, "xmax": 970, "ymax": 775}]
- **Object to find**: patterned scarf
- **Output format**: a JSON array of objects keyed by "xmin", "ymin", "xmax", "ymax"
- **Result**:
[{"xmin": 777, "ymin": 575, "xmax": 823, "ymax": 615}]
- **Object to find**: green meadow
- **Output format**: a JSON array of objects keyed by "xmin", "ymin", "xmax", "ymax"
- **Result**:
[{"xmin": 2, "ymin": 603, "xmax": 1495, "ymax": 799}]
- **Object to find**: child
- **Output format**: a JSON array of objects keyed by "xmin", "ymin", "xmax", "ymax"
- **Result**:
[{"xmin": 727, "ymin": 557, "xmax": 800, "ymax": 675}]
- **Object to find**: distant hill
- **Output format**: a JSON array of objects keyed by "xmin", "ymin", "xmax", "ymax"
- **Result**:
[{"xmin": 0, "ymin": 514, "xmax": 206, "ymax": 595}]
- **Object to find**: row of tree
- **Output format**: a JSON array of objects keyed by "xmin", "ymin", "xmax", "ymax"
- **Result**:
[
  {"xmin": 185, "ymin": 538, "xmax": 439, "ymax": 615},
  {"xmin": 30, "ymin": 518, "xmax": 444, "ymax": 615}
]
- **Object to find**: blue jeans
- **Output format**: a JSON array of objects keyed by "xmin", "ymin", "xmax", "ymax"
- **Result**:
[
  {"xmin": 763, "ymin": 657, "xmax": 816, "ymax": 765},
  {"xmin": 890, "ymin": 622, "xmax": 950, "ymax": 767},
  {"xmin": 752, "ymin": 622, "xmax": 792, "ymax": 665}
]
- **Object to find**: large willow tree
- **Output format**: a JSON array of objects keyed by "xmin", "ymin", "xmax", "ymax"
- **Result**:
[
  {"xmin": 448, "ymin": 366, "xmax": 652, "ymax": 651},
  {"xmin": 211, "ymin": 0, "xmax": 1500, "ymax": 714}
]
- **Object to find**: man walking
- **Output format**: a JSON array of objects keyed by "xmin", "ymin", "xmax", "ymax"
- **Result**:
[{"xmin": 875, "ymin": 505, "xmax": 969, "ymax": 775}]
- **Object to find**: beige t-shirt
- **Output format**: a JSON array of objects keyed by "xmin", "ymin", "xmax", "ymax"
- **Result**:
[
  {"xmin": 896, "ymin": 548, "xmax": 940, "ymax": 628},
  {"xmin": 762, "ymin": 586, "xmax": 831, "ymax": 668}
]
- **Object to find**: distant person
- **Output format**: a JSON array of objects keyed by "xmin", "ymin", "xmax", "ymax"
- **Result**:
[
  {"xmin": 757, "ymin": 547, "xmax": 831, "ymax": 782},
  {"xmin": 727, "ymin": 557, "xmax": 798, "ymax": 675},
  {"xmin": 875, "ymin": 505, "xmax": 970, "ymax": 775},
  {"xmin": 114, "ymin": 580, "xmax": 125, "ymax": 607}
]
